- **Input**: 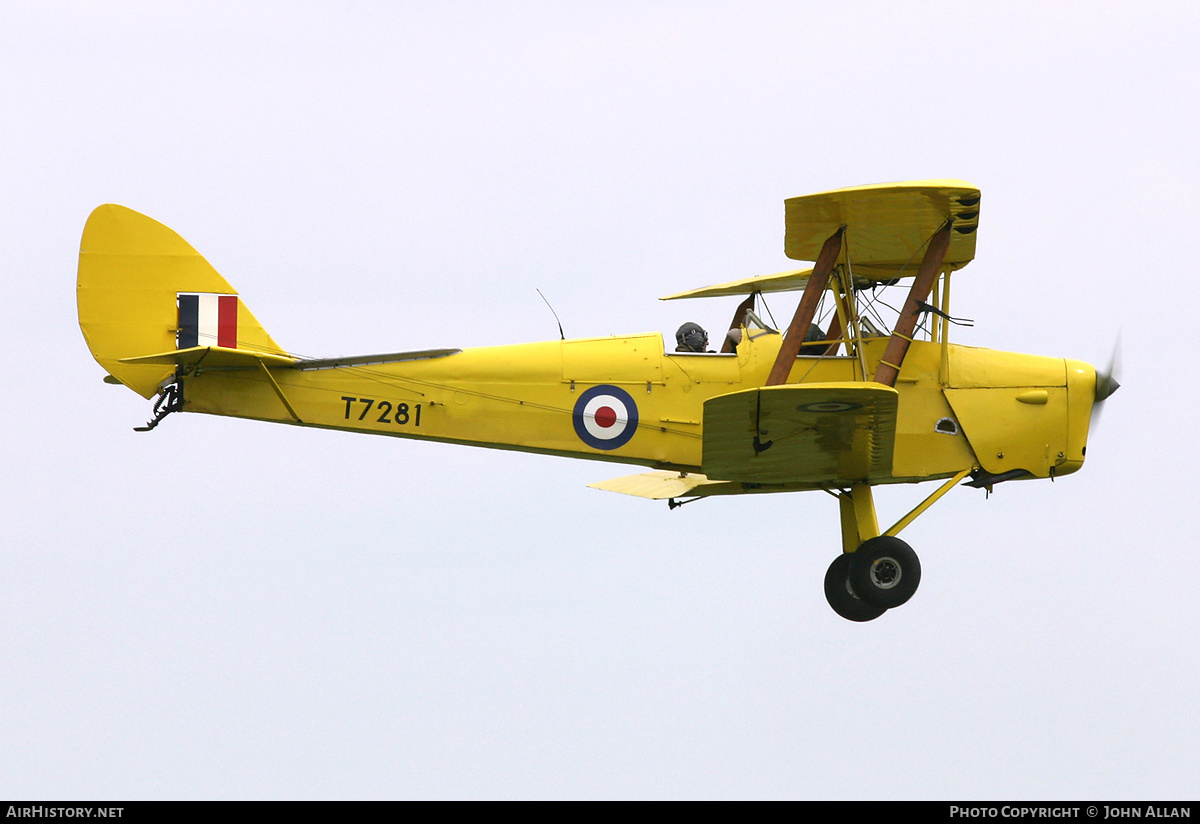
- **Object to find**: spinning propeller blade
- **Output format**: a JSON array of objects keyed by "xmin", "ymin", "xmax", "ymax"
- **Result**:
[{"xmin": 1091, "ymin": 335, "xmax": 1122, "ymax": 428}]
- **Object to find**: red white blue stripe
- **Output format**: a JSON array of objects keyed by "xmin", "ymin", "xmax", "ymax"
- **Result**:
[{"xmin": 178, "ymin": 293, "xmax": 238, "ymax": 349}]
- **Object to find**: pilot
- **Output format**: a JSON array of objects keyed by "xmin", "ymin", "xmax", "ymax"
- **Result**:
[
  {"xmin": 675, "ymin": 322, "xmax": 710, "ymax": 352},
  {"xmin": 800, "ymin": 322, "xmax": 827, "ymax": 355}
]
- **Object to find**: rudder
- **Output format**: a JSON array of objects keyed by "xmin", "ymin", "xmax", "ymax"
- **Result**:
[{"xmin": 77, "ymin": 204, "xmax": 285, "ymax": 398}]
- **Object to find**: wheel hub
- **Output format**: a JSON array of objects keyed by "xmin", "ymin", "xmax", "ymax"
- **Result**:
[{"xmin": 869, "ymin": 556, "xmax": 901, "ymax": 589}]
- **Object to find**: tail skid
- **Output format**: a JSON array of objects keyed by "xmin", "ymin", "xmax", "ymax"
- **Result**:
[{"xmin": 133, "ymin": 382, "xmax": 183, "ymax": 432}]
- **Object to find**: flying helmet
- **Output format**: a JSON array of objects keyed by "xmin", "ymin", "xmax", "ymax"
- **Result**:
[{"xmin": 675, "ymin": 322, "xmax": 708, "ymax": 352}]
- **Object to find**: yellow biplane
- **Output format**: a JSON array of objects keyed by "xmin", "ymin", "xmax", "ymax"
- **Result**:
[{"xmin": 77, "ymin": 181, "xmax": 1117, "ymax": 621}]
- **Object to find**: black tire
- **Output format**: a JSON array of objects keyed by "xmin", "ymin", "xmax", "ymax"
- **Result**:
[
  {"xmin": 848, "ymin": 536, "xmax": 921, "ymax": 609},
  {"xmin": 824, "ymin": 553, "xmax": 887, "ymax": 622}
]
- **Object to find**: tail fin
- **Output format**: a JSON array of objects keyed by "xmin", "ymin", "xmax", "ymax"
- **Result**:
[{"xmin": 77, "ymin": 204, "xmax": 285, "ymax": 398}]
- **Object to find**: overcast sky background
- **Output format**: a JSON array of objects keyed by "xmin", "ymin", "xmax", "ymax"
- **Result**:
[{"xmin": 3, "ymin": 1, "xmax": 1198, "ymax": 800}]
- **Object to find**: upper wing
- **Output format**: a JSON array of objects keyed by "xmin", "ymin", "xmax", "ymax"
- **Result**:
[
  {"xmin": 785, "ymin": 179, "xmax": 980, "ymax": 268},
  {"xmin": 662, "ymin": 180, "xmax": 979, "ymax": 302},
  {"xmin": 659, "ymin": 264, "xmax": 909, "ymax": 301},
  {"xmin": 701, "ymin": 382, "xmax": 898, "ymax": 484}
]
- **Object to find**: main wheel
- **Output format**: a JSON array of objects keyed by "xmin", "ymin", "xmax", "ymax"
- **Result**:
[
  {"xmin": 848, "ymin": 536, "xmax": 921, "ymax": 609},
  {"xmin": 824, "ymin": 553, "xmax": 887, "ymax": 622}
]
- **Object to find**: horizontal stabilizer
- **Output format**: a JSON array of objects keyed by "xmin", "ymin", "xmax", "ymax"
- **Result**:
[
  {"xmin": 120, "ymin": 346, "xmax": 298, "ymax": 369},
  {"xmin": 702, "ymin": 382, "xmax": 898, "ymax": 484},
  {"xmin": 295, "ymin": 349, "xmax": 461, "ymax": 370},
  {"xmin": 120, "ymin": 346, "xmax": 463, "ymax": 372}
]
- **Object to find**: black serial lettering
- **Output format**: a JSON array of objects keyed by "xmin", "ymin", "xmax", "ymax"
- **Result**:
[{"xmin": 341, "ymin": 397, "xmax": 422, "ymax": 427}]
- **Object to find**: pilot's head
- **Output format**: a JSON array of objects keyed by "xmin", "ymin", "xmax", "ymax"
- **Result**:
[{"xmin": 675, "ymin": 322, "xmax": 708, "ymax": 352}]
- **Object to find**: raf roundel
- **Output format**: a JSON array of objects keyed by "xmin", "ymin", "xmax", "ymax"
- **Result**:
[
  {"xmin": 798, "ymin": 400, "xmax": 861, "ymax": 413},
  {"xmin": 572, "ymin": 385, "xmax": 639, "ymax": 450}
]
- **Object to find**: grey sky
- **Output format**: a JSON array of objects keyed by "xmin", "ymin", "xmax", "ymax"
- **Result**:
[{"xmin": 2, "ymin": 1, "xmax": 1197, "ymax": 799}]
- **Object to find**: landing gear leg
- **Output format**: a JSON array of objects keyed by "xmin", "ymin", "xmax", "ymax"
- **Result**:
[
  {"xmin": 824, "ymin": 483, "xmax": 920, "ymax": 620},
  {"xmin": 837, "ymin": 483, "xmax": 880, "ymax": 554},
  {"xmin": 823, "ymin": 483, "xmax": 890, "ymax": 621},
  {"xmin": 822, "ymin": 471, "xmax": 970, "ymax": 620}
]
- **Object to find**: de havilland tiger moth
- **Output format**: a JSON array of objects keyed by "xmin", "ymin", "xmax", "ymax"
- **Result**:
[{"xmin": 76, "ymin": 180, "xmax": 1118, "ymax": 621}]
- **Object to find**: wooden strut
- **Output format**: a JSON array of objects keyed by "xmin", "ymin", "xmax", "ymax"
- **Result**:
[
  {"xmin": 766, "ymin": 226, "xmax": 845, "ymax": 386},
  {"xmin": 872, "ymin": 223, "xmax": 953, "ymax": 387},
  {"xmin": 721, "ymin": 293, "xmax": 757, "ymax": 353}
]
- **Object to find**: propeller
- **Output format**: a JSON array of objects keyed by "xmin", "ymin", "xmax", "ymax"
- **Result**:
[{"xmin": 1091, "ymin": 334, "xmax": 1122, "ymax": 428}]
